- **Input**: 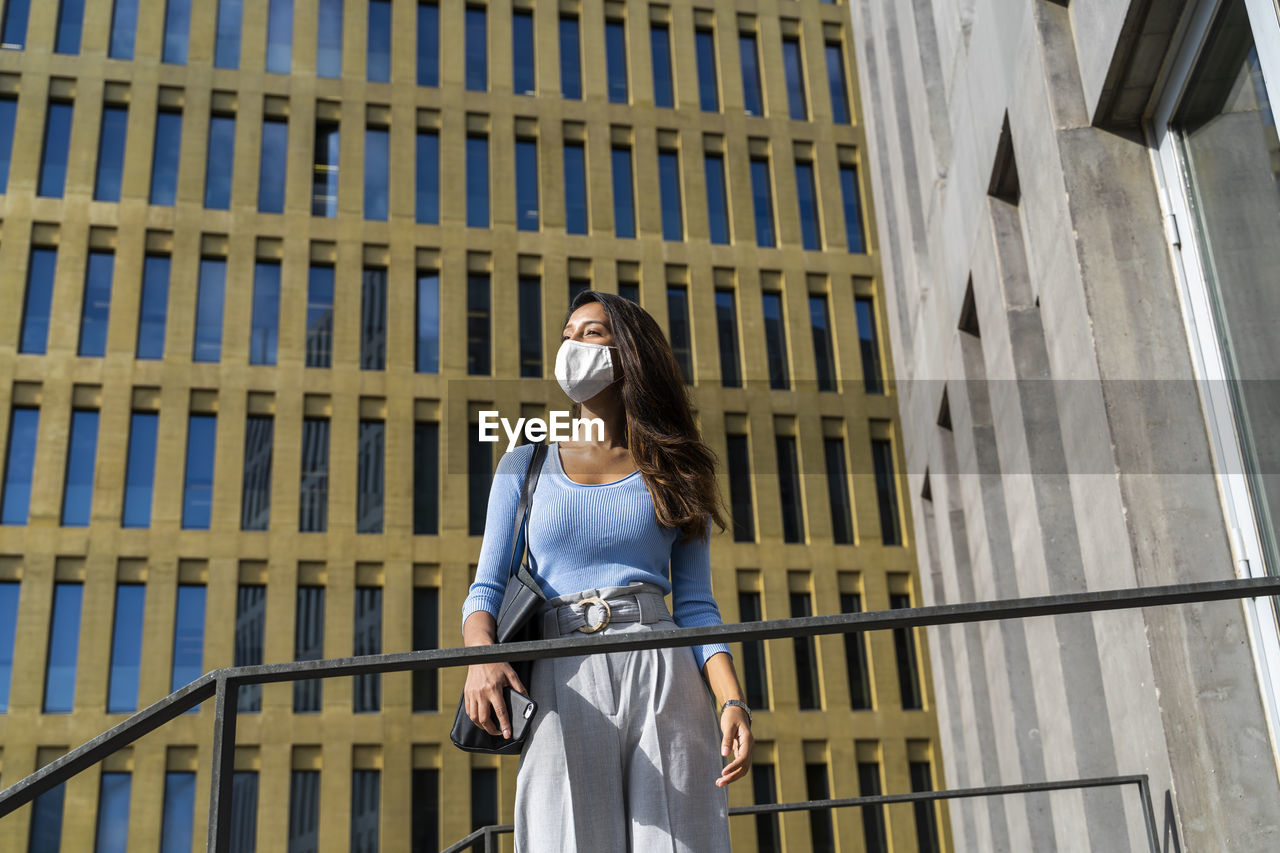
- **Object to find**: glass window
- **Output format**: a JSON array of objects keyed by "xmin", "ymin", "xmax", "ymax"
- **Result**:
[
  {"xmin": 468, "ymin": 431, "xmax": 491, "ymax": 536},
  {"xmin": 808, "ymin": 760, "xmax": 835, "ymax": 852},
  {"xmin": 659, "ymin": 149, "xmax": 683, "ymax": 241},
  {"xmin": 737, "ymin": 591, "xmax": 768, "ymax": 707},
  {"xmin": 858, "ymin": 760, "xmax": 888, "ymax": 852},
  {"xmin": 351, "ymin": 769, "xmax": 380, "ymax": 850},
  {"xmin": 564, "ymin": 140, "xmax": 588, "ymax": 234},
  {"xmin": 316, "ymin": 0, "xmax": 343, "ymax": 78},
  {"xmin": 194, "ymin": 258, "xmax": 225, "ymax": 363},
  {"xmin": 872, "ymin": 436, "xmax": 901, "ymax": 545},
  {"xmin": 890, "ymin": 592, "xmax": 921, "ymax": 707},
  {"xmin": 518, "ymin": 275, "xmax": 542, "ymax": 376},
  {"xmin": 725, "ymin": 432, "xmax": 753, "ymax": 541},
  {"xmin": 470, "ymin": 768, "xmax": 497, "ymax": 831},
  {"xmin": 312, "ymin": 119, "xmax": 339, "ymax": 217},
  {"xmin": 606, "ymin": 19, "xmax": 628, "ymax": 103},
  {"xmin": 287, "ymin": 769, "xmax": 320, "ymax": 852},
  {"xmin": 415, "ymin": 129, "xmax": 439, "ymax": 223},
  {"xmin": 241, "ymin": 415, "xmax": 272, "ymax": 532},
  {"xmin": 0, "ymin": 581, "xmax": 20, "ymax": 711},
  {"xmin": 715, "ymin": 289, "xmax": 740, "ymax": 387},
  {"xmin": 762, "ymin": 291, "xmax": 789, "ymax": 390},
  {"xmin": 249, "ymin": 262, "xmax": 280, "ymax": 367},
  {"xmin": 740, "ymin": 32, "xmax": 763, "ymax": 117},
  {"xmin": 467, "ymin": 133, "xmax": 489, "ymax": 227},
  {"xmin": 235, "ymin": 584, "xmax": 266, "ymax": 711},
  {"xmin": 651, "ymin": 23, "xmax": 673, "ymax": 108},
  {"xmin": 106, "ymin": 584, "xmax": 144, "ymax": 713},
  {"xmin": 696, "ymin": 28, "xmax": 719, "ymax": 112},
  {"xmin": 78, "ymin": 251, "xmax": 114, "ymax": 358},
  {"xmin": 306, "ymin": 265, "xmax": 334, "ymax": 367},
  {"xmin": 357, "ymin": 419, "xmax": 385, "ymax": 534},
  {"xmin": 468, "ymin": 273, "xmax": 491, "ymax": 375},
  {"xmin": 569, "ymin": 277, "xmax": 590, "ymax": 303},
  {"xmin": 364, "ymin": 125, "xmax": 389, "ymax": 220},
  {"xmin": 361, "ymin": 267, "xmax": 386, "ymax": 370},
  {"xmin": 95, "ymin": 105, "xmax": 128, "ymax": 202},
  {"xmin": 39, "ymin": 101, "xmax": 74, "ymax": 198},
  {"xmin": 163, "ymin": 0, "xmax": 190, "ymax": 63},
  {"xmin": 28, "ymin": 782, "xmax": 66, "ymax": 851},
  {"xmin": 516, "ymin": 137, "xmax": 539, "ymax": 231},
  {"xmin": 353, "ymin": 585, "xmax": 382, "ymax": 709},
  {"xmin": 840, "ymin": 164, "xmax": 867, "ymax": 252},
  {"xmin": 513, "ymin": 9, "xmax": 535, "ymax": 94},
  {"xmin": 0, "ymin": 96, "xmax": 17, "ymax": 191},
  {"xmin": 230, "ymin": 771, "xmax": 259, "ymax": 852},
  {"xmin": 910, "ymin": 757, "xmax": 942, "ymax": 853},
  {"xmin": 856, "ymin": 297, "xmax": 883, "ymax": 393},
  {"xmin": 367, "ymin": 0, "xmax": 391, "ymax": 82},
  {"xmin": 205, "ymin": 114, "xmax": 235, "ymax": 210},
  {"xmin": 752, "ymin": 762, "xmax": 781, "ymax": 853},
  {"xmin": 667, "ymin": 285, "xmax": 692, "ymax": 383},
  {"xmin": 123, "ymin": 412, "xmax": 158, "ymax": 528},
  {"xmin": 826, "ymin": 42, "xmax": 850, "ymax": 124},
  {"xmin": 55, "ymin": 0, "xmax": 84, "ymax": 55},
  {"xmin": 783, "ymin": 36, "xmax": 807, "ymax": 120},
  {"xmin": 2, "ymin": 407, "xmax": 39, "ymax": 525},
  {"xmin": 796, "ymin": 159, "xmax": 821, "ymax": 250},
  {"xmin": 418, "ymin": 2, "xmax": 438, "ymax": 86},
  {"xmin": 150, "ymin": 109, "xmax": 183, "ymax": 206},
  {"xmin": 299, "ymin": 418, "xmax": 329, "ymax": 533},
  {"xmin": 109, "ymin": 0, "xmax": 138, "ymax": 59},
  {"xmin": 0, "ymin": 0, "xmax": 29, "ymax": 48},
  {"xmin": 825, "ymin": 437, "xmax": 853, "ymax": 545},
  {"xmin": 776, "ymin": 433, "xmax": 803, "ymax": 542},
  {"xmin": 466, "ymin": 6, "xmax": 487, "ymax": 91},
  {"xmin": 841, "ymin": 593, "xmax": 872, "ymax": 708},
  {"xmin": 413, "ymin": 421, "xmax": 439, "ymax": 535},
  {"xmin": 293, "ymin": 586, "xmax": 324, "ymax": 711},
  {"xmin": 750, "ymin": 156, "xmax": 775, "ymax": 247},
  {"xmin": 411, "ymin": 768, "xmax": 439, "ymax": 852},
  {"xmin": 790, "ymin": 590, "xmax": 819, "ymax": 706},
  {"xmin": 810, "ymin": 294, "xmax": 837, "ymax": 392},
  {"xmin": 416, "ymin": 270, "xmax": 440, "ymax": 373},
  {"xmin": 258, "ymin": 117, "xmax": 287, "ymax": 213},
  {"xmin": 618, "ymin": 282, "xmax": 639, "ymax": 303},
  {"xmin": 61, "ymin": 409, "xmax": 99, "ymax": 527},
  {"xmin": 160, "ymin": 771, "xmax": 196, "ymax": 853},
  {"xmin": 705, "ymin": 152, "xmax": 729, "ymax": 244},
  {"xmin": 137, "ymin": 255, "xmax": 170, "ymax": 360},
  {"xmin": 412, "ymin": 586, "xmax": 438, "ymax": 710},
  {"xmin": 19, "ymin": 247, "xmax": 57, "ymax": 355},
  {"xmin": 182, "ymin": 414, "xmax": 217, "ymax": 529},
  {"xmin": 266, "ymin": 0, "xmax": 292, "ymax": 73},
  {"xmin": 612, "ymin": 145, "xmax": 635, "ymax": 238},
  {"xmin": 560, "ymin": 15, "xmax": 581, "ymax": 99},
  {"xmin": 44, "ymin": 582, "xmax": 83, "ymax": 713},
  {"xmin": 214, "ymin": 0, "xmax": 242, "ymax": 68}
]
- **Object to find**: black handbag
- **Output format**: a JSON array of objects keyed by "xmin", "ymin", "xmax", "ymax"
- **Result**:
[{"xmin": 450, "ymin": 440, "xmax": 548, "ymax": 755}]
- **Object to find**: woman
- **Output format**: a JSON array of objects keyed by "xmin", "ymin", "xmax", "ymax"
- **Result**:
[{"xmin": 461, "ymin": 290, "xmax": 754, "ymax": 851}]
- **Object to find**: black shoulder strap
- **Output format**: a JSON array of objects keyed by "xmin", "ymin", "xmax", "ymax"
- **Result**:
[{"xmin": 506, "ymin": 441, "xmax": 548, "ymax": 580}]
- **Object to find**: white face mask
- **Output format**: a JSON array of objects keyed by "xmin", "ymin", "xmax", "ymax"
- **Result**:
[{"xmin": 555, "ymin": 339, "xmax": 620, "ymax": 403}]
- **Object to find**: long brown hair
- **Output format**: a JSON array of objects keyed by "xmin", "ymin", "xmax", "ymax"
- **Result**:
[{"xmin": 564, "ymin": 290, "xmax": 728, "ymax": 543}]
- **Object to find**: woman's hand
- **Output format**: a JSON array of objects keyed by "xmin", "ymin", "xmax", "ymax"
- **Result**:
[
  {"xmin": 716, "ymin": 705, "xmax": 754, "ymax": 787},
  {"xmin": 463, "ymin": 661, "xmax": 528, "ymax": 739}
]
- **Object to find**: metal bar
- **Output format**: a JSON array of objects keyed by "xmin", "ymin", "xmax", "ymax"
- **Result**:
[
  {"xmin": 206, "ymin": 676, "xmax": 239, "ymax": 853},
  {"xmin": 439, "ymin": 825, "xmax": 514, "ymax": 853},
  {"xmin": 483, "ymin": 826, "xmax": 497, "ymax": 853},
  {"xmin": 1136, "ymin": 775, "xmax": 1162, "ymax": 853}
]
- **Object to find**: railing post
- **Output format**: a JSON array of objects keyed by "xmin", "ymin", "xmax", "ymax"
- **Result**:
[
  {"xmin": 483, "ymin": 826, "xmax": 497, "ymax": 853},
  {"xmin": 206, "ymin": 675, "xmax": 239, "ymax": 853},
  {"xmin": 1136, "ymin": 775, "xmax": 1161, "ymax": 853}
]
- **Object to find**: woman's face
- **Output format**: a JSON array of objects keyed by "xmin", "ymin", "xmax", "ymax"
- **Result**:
[{"xmin": 562, "ymin": 302, "xmax": 614, "ymax": 346}]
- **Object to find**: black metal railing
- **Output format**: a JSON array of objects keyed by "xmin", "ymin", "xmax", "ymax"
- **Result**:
[{"xmin": 3, "ymin": 575, "xmax": 1278, "ymax": 852}]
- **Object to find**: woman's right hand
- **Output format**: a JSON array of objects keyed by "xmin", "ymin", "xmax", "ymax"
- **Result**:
[{"xmin": 464, "ymin": 662, "xmax": 528, "ymax": 739}]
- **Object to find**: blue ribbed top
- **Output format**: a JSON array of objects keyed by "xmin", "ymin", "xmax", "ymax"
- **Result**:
[{"xmin": 461, "ymin": 441, "xmax": 732, "ymax": 670}]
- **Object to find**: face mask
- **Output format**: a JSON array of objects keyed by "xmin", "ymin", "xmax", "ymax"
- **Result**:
[{"xmin": 555, "ymin": 339, "xmax": 620, "ymax": 403}]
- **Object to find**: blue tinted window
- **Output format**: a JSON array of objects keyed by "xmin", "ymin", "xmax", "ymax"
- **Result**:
[
  {"xmin": 2, "ymin": 408, "xmax": 39, "ymax": 525},
  {"xmin": 783, "ymin": 37, "xmax": 807, "ymax": 120},
  {"xmin": 266, "ymin": 0, "xmax": 292, "ymax": 73},
  {"xmin": 205, "ymin": 114, "xmax": 235, "ymax": 209},
  {"xmin": 751, "ymin": 158, "xmax": 775, "ymax": 247},
  {"xmin": 233, "ymin": 585, "xmax": 266, "ymax": 706},
  {"xmin": 293, "ymin": 586, "xmax": 325, "ymax": 707},
  {"xmin": 44, "ymin": 582, "xmax": 83, "ymax": 713},
  {"xmin": 39, "ymin": 101, "xmax": 74, "ymax": 198},
  {"xmin": 78, "ymin": 252, "xmax": 114, "ymax": 358},
  {"xmin": 516, "ymin": 138, "xmax": 539, "ymax": 231},
  {"xmin": 696, "ymin": 29, "xmax": 718, "ymax": 112},
  {"xmin": 796, "ymin": 160, "xmax": 821, "ymax": 250},
  {"xmin": 55, "ymin": 0, "xmax": 84, "ymax": 54},
  {"xmin": 361, "ymin": 267, "xmax": 387, "ymax": 370},
  {"xmin": 95, "ymin": 106, "xmax": 128, "ymax": 202},
  {"xmin": 231, "ymin": 772, "xmax": 260, "ymax": 851},
  {"xmin": 109, "ymin": 0, "xmax": 138, "ymax": 58},
  {"xmin": 564, "ymin": 141, "xmax": 587, "ymax": 235},
  {"xmin": 606, "ymin": 20, "xmax": 628, "ymax": 103},
  {"xmin": 415, "ymin": 130, "xmax": 438, "ymax": 224},
  {"xmin": 513, "ymin": 10, "xmax": 534, "ymax": 94},
  {"xmin": 95, "ymin": 772, "xmax": 132, "ymax": 853},
  {"xmin": 611, "ymin": 146, "xmax": 634, "ymax": 238},
  {"xmin": 518, "ymin": 276, "xmax": 541, "ymax": 377},
  {"xmin": 356, "ymin": 422, "xmax": 384, "ymax": 535},
  {"xmin": 171, "ymin": 585, "xmax": 205, "ymax": 692},
  {"xmin": 160, "ymin": 772, "xmax": 196, "ymax": 853},
  {"xmin": 28, "ymin": 782, "xmax": 65, "ymax": 851},
  {"xmin": 299, "ymin": 420, "xmax": 329, "ymax": 533},
  {"xmin": 413, "ymin": 422, "xmax": 439, "ymax": 535},
  {"xmin": 559, "ymin": 16, "xmax": 581, "ymax": 99},
  {"xmin": 215, "ymin": 0, "xmax": 242, "ymax": 68},
  {"xmin": 306, "ymin": 266, "xmax": 334, "ymax": 367},
  {"xmin": 466, "ymin": 6, "xmax": 486, "ymax": 91},
  {"xmin": 194, "ymin": 259, "xmax": 225, "ymax": 363},
  {"xmin": 367, "ymin": 0, "xmax": 391, "ymax": 82},
  {"xmin": 151, "ymin": 110, "xmax": 183, "ymax": 206},
  {"xmin": 716, "ymin": 289, "xmax": 740, "ymax": 387},
  {"xmin": 705, "ymin": 152, "xmax": 729, "ymax": 244},
  {"xmin": 467, "ymin": 274, "xmax": 490, "ymax": 375},
  {"xmin": 163, "ymin": 0, "xmax": 190, "ymax": 64},
  {"xmin": 659, "ymin": 150, "xmax": 682, "ymax": 241},
  {"xmin": 351, "ymin": 769, "xmax": 380, "ymax": 849},
  {"xmin": 0, "ymin": 96, "xmax": 17, "ymax": 191},
  {"xmin": 826, "ymin": 42, "xmax": 850, "ymax": 124},
  {"xmin": 20, "ymin": 247, "xmax": 57, "ymax": 354},
  {"xmin": 364, "ymin": 126, "xmax": 388, "ymax": 220},
  {"xmin": 259, "ymin": 117, "xmax": 287, "ymax": 213},
  {"xmin": 666, "ymin": 286, "xmax": 692, "ymax": 383},
  {"xmin": 856, "ymin": 297, "xmax": 883, "ymax": 393},
  {"xmin": 251, "ymin": 262, "xmax": 281, "ymax": 365},
  {"xmin": 762, "ymin": 292, "xmax": 789, "ymax": 390},
  {"xmin": 316, "ymin": 0, "xmax": 343, "ymax": 78},
  {"xmin": 123, "ymin": 411, "xmax": 158, "ymax": 527},
  {"xmin": 312, "ymin": 120, "xmax": 338, "ymax": 216},
  {"xmin": 840, "ymin": 165, "xmax": 866, "ymax": 253},
  {"xmin": 466, "ymin": 134, "xmax": 488, "ymax": 228},
  {"xmin": 183, "ymin": 414, "xmax": 217, "ymax": 529},
  {"xmin": 650, "ymin": 24, "xmax": 673, "ymax": 108},
  {"xmin": 137, "ymin": 256, "xmax": 170, "ymax": 360},
  {"xmin": 1, "ymin": 0, "xmax": 29, "ymax": 48},
  {"xmin": 107, "ymin": 584, "xmax": 145, "ymax": 712},
  {"xmin": 810, "ymin": 295, "xmax": 836, "ymax": 392},
  {"xmin": 288, "ymin": 770, "xmax": 321, "ymax": 850},
  {"xmin": 416, "ymin": 271, "xmax": 439, "ymax": 373},
  {"xmin": 62, "ymin": 410, "xmax": 99, "ymax": 526},
  {"xmin": 740, "ymin": 34, "xmax": 763, "ymax": 116},
  {"xmin": 0, "ymin": 582, "xmax": 18, "ymax": 711},
  {"xmin": 240, "ymin": 417, "xmax": 273, "ymax": 533},
  {"xmin": 418, "ymin": 2, "xmax": 438, "ymax": 86}
]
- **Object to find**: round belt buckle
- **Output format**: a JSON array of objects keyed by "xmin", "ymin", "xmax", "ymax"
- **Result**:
[{"xmin": 574, "ymin": 597, "xmax": 612, "ymax": 633}]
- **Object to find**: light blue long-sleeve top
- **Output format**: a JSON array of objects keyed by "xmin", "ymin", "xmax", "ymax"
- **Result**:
[{"xmin": 461, "ymin": 441, "xmax": 732, "ymax": 670}]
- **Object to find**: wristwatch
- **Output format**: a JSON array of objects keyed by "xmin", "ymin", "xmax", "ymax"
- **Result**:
[{"xmin": 721, "ymin": 699, "xmax": 752, "ymax": 725}]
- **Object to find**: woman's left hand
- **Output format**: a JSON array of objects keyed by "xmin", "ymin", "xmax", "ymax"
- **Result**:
[{"xmin": 716, "ymin": 705, "xmax": 754, "ymax": 787}]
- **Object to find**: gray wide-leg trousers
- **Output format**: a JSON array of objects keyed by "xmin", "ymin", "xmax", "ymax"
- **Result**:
[{"xmin": 513, "ymin": 582, "xmax": 733, "ymax": 852}]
